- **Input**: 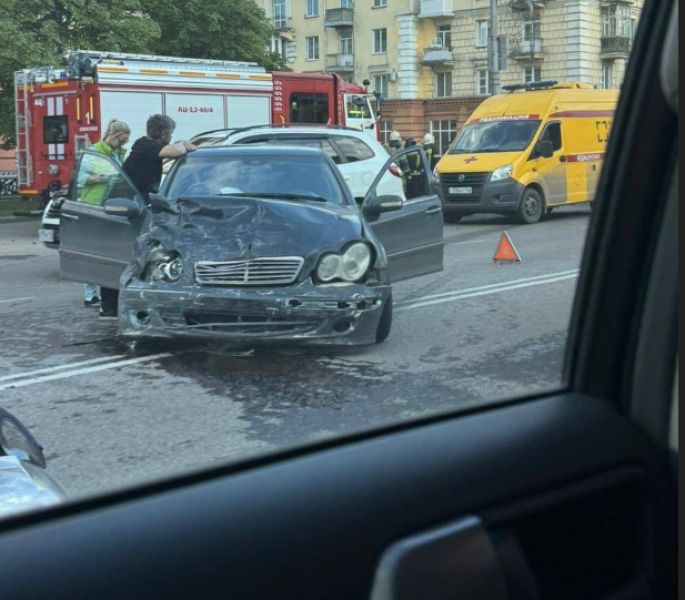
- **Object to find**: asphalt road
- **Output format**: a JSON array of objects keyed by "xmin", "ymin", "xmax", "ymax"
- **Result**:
[{"xmin": 0, "ymin": 207, "xmax": 590, "ymax": 499}]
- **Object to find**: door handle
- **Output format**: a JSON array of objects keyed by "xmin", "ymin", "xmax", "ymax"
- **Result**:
[
  {"xmin": 61, "ymin": 213, "xmax": 79, "ymax": 222},
  {"xmin": 425, "ymin": 206, "xmax": 441, "ymax": 215}
]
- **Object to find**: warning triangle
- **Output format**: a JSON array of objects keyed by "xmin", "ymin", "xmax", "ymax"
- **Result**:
[{"xmin": 493, "ymin": 231, "xmax": 521, "ymax": 263}]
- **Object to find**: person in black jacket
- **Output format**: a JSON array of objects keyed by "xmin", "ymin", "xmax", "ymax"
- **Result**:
[{"xmin": 123, "ymin": 114, "xmax": 196, "ymax": 202}]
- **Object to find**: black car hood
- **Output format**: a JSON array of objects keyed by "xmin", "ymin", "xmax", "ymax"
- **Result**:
[{"xmin": 145, "ymin": 195, "xmax": 363, "ymax": 262}]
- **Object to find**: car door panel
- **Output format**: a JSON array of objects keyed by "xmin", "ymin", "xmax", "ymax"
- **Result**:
[
  {"xmin": 366, "ymin": 148, "xmax": 444, "ymax": 283},
  {"xmin": 59, "ymin": 152, "xmax": 145, "ymax": 289}
]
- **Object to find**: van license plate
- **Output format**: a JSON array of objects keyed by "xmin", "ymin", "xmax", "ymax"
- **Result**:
[
  {"xmin": 39, "ymin": 229, "xmax": 55, "ymax": 243},
  {"xmin": 449, "ymin": 186, "xmax": 472, "ymax": 195}
]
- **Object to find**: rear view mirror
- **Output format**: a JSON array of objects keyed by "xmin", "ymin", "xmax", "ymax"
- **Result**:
[
  {"xmin": 535, "ymin": 140, "xmax": 554, "ymax": 159},
  {"xmin": 104, "ymin": 197, "xmax": 142, "ymax": 218},
  {"xmin": 363, "ymin": 195, "xmax": 404, "ymax": 216}
]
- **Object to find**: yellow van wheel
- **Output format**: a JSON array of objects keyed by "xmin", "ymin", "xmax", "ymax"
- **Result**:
[{"xmin": 516, "ymin": 188, "xmax": 544, "ymax": 224}]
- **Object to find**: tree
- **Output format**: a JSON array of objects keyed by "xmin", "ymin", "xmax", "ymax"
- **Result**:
[
  {"xmin": 141, "ymin": 0, "xmax": 288, "ymax": 71},
  {"xmin": 0, "ymin": 0, "xmax": 160, "ymax": 147}
]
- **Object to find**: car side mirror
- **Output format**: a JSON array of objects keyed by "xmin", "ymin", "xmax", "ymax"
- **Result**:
[
  {"xmin": 535, "ymin": 140, "xmax": 554, "ymax": 159},
  {"xmin": 104, "ymin": 197, "xmax": 143, "ymax": 218},
  {"xmin": 363, "ymin": 194, "xmax": 404, "ymax": 216}
]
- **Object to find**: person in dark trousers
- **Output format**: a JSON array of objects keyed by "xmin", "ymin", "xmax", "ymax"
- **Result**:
[
  {"xmin": 93, "ymin": 115, "xmax": 196, "ymax": 319},
  {"xmin": 400, "ymin": 138, "xmax": 425, "ymax": 200},
  {"xmin": 422, "ymin": 132, "xmax": 439, "ymax": 170}
]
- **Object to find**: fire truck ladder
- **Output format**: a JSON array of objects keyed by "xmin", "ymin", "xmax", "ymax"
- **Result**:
[
  {"xmin": 13, "ymin": 66, "xmax": 56, "ymax": 189},
  {"xmin": 14, "ymin": 70, "xmax": 33, "ymax": 187}
]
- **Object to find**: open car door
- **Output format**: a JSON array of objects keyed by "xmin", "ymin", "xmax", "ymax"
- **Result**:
[
  {"xmin": 59, "ymin": 151, "xmax": 146, "ymax": 289},
  {"xmin": 363, "ymin": 146, "xmax": 444, "ymax": 282}
]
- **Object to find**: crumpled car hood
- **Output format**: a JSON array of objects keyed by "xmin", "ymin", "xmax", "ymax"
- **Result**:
[{"xmin": 148, "ymin": 195, "xmax": 363, "ymax": 261}]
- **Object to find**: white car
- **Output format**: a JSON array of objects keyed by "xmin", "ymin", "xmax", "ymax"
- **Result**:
[
  {"xmin": 38, "ymin": 193, "xmax": 66, "ymax": 249},
  {"xmin": 188, "ymin": 125, "xmax": 405, "ymax": 200}
]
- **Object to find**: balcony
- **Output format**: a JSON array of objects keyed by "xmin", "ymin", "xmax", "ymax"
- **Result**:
[
  {"xmin": 418, "ymin": 0, "xmax": 454, "ymax": 19},
  {"xmin": 325, "ymin": 8, "xmax": 354, "ymax": 27},
  {"xmin": 422, "ymin": 42, "xmax": 455, "ymax": 66},
  {"xmin": 600, "ymin": 35, "xmax": 631, "ymax": 57},
  {"xmin": 325, "ymin": 53, "xmax": 355, "ymax": 73},
  {"xmin": 510, "ymin": 0, "xmax": 545, "ymax": 12},
  {"xmin": 510, "ymin": 39, "xmax": 544, "ymax": 60},
  {"xmin": 273, "ymin": 16, "xmax": 294, "ymax": 31}
]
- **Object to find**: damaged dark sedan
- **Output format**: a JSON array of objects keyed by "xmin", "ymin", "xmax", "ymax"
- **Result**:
[{"xmin": 58, "ymin": 145, "xmax": 443, "ymax": 346}]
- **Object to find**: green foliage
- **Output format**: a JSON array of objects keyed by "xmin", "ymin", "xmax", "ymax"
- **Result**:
[
  {"xmin": 140, "ymin": 0, "xmax": 288, "ymax": 71},
  {"xmin": 0, "ymin": 0, "xmax": 284, "ymax": 148}
]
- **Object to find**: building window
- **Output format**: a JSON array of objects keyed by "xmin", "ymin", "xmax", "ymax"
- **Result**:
[
  {"xmin": 373, "ymin": 0, "xmax": 388, "ymax": 6},
  {"xmin": 306, "ymin": 0, "xmax": 318, "ymax": 17},
  {"xmin": 306, "ymin": 36, "xmax": 320, "ymax": 61},
  {"xmin": 523, "ymin": 19, "xmax": 541, "ymax": 52},
  {"xmin": 602, "ymin": 63, "xmax": 614, "ymax": 89},
  {"xmin": 437, "ymin": 25, "xmax": 452, "ymax": 50},
  {"xmin": 273, "ymin": 0, "xmax": 287, "ymax": 28},
  {"xmin": 476, "ymin": 69, "xmax": 490, "ymax": 95},
  {"xmin": 430, "ymin": 120, "xmax": 457, "ymax": 156},
  {"xmin": 373, "ymin": 74, "xmax": 389, "ymax": 99},
  {"xmin": 341, "ymin": 0, "xmax": 353, "ymax": 8},
  {"xmin": 270, "ymin": 35, "xmax": 289, "ymax": 59},
  {"xmin": 601, "ymin": 3, "xmax": 632, "ymax": 37},
  {"xmin": 524, "ymin": 65, "xmax": 541, "ymax": 83},
  {"xmin": 373, "ymin": 28, "xmax": 387, "ymax": 53},
  {"xmin": 435, "ymin": 71, "xmax": 452, "ymax": 97},
  {"xmin": 340, "ymin": 30, "xmax": 353, "ymax": 55},
  {"xmin": 380, "ymin": 120, "xmax": 394, "ymax": 146},
  {"xmin": 476, "ymin": 20, "xmax": 489, "ymax": 47}
]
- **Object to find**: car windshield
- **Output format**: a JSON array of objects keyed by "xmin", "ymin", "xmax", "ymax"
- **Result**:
[
  {"xmin": 0, "ymin": 0, "xmax": 650, "ymax": 525},
  {"xmin": 164, "ymin": 154, "xmax": 346, "ymax": 204},
  {"xmin": 449, "ymin": 120, "xmax": 541, "ymax": 153}
]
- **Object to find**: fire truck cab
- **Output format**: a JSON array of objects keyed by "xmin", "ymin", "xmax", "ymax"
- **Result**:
[{"xmin": 15, "ymin": 50, "xmax": 379, "ymax": 202}]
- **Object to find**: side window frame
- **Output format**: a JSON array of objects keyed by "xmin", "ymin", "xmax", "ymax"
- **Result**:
[
  {"xmin": 328, "ymin": 135, "xmax": 375, "ymax": 163},
  {"xmin": 74, "ymin": 150, "xmax": 141, "ymax": 208}
]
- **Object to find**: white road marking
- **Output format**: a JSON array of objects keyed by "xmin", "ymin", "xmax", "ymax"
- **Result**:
[
  {"xmin": 398, "ymin": 269, "xmax": 580, "ymax": 306},
  {"xmin": 398, "ymin": 272, "xmax": 579, "ymax": 311},
  {"xmin": 0, "ymin": 353, "xmax": 172, "ymax": 391},
  {"xmin": 0, "ymin": 354, "xmax": 128, "ymax": 382},
  {"xmin": 0, "ymin": 296, "xmax": 34, "ymax": 305}
]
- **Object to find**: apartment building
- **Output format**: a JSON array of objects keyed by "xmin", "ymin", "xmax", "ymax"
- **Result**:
[{"xmin": 254, "ymin": 0, "xmax": 643, "ymax": 151}]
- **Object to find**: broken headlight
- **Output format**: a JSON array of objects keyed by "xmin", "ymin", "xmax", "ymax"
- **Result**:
[
  {"xmin": 316, "ymin": 242, "xmax": 372, "ymax": 283},
  {"xmin": 146, "ymin": 247, "xmax": 183, "ymax": 283}
]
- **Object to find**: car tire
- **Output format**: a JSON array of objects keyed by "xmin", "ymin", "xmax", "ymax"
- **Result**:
[
  {"xmin": 375, "ymin": 293, "xmax": 393, "ymax": 344},
  {"xmin": 443, "ymin": 212, "xmax": 462, "ymax": 224},
  {"xmin": 516, "ymin": 187, "xmax": 544, "ymax": 224}
]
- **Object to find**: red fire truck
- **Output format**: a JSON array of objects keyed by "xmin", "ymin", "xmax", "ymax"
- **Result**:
[{"xmin": 14, "ymin": 50, "xmax": 380, "ymax": 202}]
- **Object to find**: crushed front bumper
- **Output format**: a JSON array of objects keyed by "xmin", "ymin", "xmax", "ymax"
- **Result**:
[{"xmin": 118, "ymin": 279, "xmax": 390, "ymax": 346}]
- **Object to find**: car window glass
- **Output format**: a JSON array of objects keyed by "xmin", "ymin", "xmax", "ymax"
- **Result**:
[
  {"xmin": 166, "ymin": 154, "xmax": 345, "ymax": 204},
  {"xmin": 540, "ymin": 122, "xmax": 562, "ymax": 151},
  {"xmin": 333, "ymin": 136, "xmax": 375, "ymax": 162},
  {"xmin": 75, "ymin": 153, "xmax": 136, "ymax": 206},
  {"xmin": 0, "ymin": 0, "xmax": 649, "ymax": 521}
]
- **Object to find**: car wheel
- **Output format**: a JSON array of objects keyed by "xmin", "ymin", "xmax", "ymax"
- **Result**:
[
  {"xmin": 443, "ymin": 212, "xmax": 462, "ymax": 224},
  {"xmin": 516, "ymin": 187, "xmax": 544, "ymax": 224},
  {"xmin": 375, "ymin": 293, "xmax": 393, "ymax": 344}
]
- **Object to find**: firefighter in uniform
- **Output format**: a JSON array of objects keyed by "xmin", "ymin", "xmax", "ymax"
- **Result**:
[
  {"xmin": 384, "ymin": 130, "xmax": 402, "ymax": 154},
  {"xmin": 423, "ymin": 132, "xmax": 439, "ymax": 170},
  {"xmin": 401, "ymin": 138, "xmax": 425, "ymax": 199}
]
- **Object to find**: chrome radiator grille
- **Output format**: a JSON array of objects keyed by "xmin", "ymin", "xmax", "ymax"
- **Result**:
[{"xmin": 194, "ymin": 257, "xmax": 304, "ymax": 286}]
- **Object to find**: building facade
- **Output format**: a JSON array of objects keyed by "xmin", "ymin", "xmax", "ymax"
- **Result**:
[{"xmin": 254, "ymin": 0, "xmax": 642, "ymax": 150}]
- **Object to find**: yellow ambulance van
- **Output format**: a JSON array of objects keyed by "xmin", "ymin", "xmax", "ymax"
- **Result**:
[{"xmin": 434, "ymin": 81, "xmax": 618, "ymax": 224}]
